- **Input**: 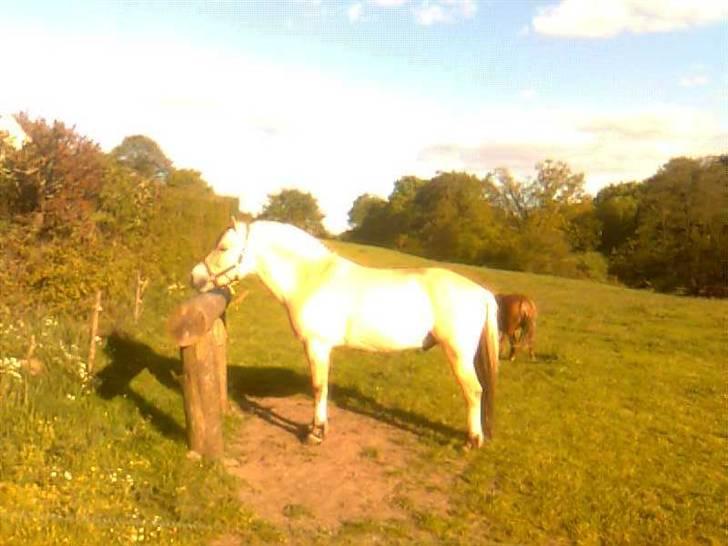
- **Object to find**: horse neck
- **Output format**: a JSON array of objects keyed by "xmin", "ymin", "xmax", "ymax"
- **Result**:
[{"xmin": 249, "ymin": 222, "xmax": 334, "ymax": 303}]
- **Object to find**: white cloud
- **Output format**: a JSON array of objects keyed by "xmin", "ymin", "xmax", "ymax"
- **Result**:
[
  {"xmin": 417, "ymin": 105, "xmax": 726, "ymax": 193},
  {"xmin": 532, "ymin": 0, "xmax": 728, "ymax": 38},
  {"xmin": 372, "ymin": 0, "xmax": 409, "ymax": 6},
  {"xmin": 679, "ymin": 75, "xmax": 710, "ymax": 87},
  {"xmin": 415, "ymin": 3, "xmax": 448, "ymax": 25},
  {"xmin": 351, "ymin": 0, "xmax": 476, "ymax": 26},
  {"xmin": 414, "ymin": 0, "xmax": 477, "ymax": 26},
  {"xmin": 519, "ymin": 89, "xmax": 538, "ymax": 100},
  {"xmin": 348, "ymin": 2, "xmax": 364, "ymax": 23},
  {"xmin": 1, "ymin": 26, "xmax": 724, "ymax": 233}
]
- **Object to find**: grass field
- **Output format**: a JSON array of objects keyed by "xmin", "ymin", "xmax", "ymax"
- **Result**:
[{"xmin": 1, "ymin": 240, "xmax": 725, "ymax": 544}]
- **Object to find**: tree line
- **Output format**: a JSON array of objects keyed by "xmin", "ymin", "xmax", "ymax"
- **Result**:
[
  {"xmin": 263, "ymin": 157, "xmax": 724, "ymax": 298},
  {"xmin": 339, "ymin": 157, "xmax": 725, "ymax": 297},
  {"xmin": 2, "ymin": 113, "xmax": 723, "ymax": 304}
]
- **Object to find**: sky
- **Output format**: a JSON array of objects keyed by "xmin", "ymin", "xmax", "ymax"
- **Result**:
[{"xmin": 1, "ymin": 0, "xmax": 726, "ymax": 232}]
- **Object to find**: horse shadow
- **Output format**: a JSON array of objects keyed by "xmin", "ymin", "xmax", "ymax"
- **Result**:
[
  {"xmin": 95, "ymin": 332, "xmax": 464, "ymax": 446},
  {"xmin": 227, "ymin": 365, "xmax": 463, "ymax": 445},
  {"xmin": 96, "ymin": 331, "xmax": 186, "ymax": 442}
]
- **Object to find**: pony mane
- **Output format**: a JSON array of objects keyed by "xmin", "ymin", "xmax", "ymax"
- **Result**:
[{"xmin": 250, "ymin": 221, "xmax": 332, "ymax": 262}]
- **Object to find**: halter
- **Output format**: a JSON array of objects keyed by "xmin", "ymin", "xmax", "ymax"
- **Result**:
[
  {"xmin": 202, "ymin": 222, "xmax": 249, "ymax": 291},
  {"xmin": 202, "ymin": 248, "xmax": 244, "ymax": 289}
]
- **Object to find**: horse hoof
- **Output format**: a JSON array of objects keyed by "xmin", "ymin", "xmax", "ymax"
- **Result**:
[
  {"xmin": 466, "ymin": 434, "xmax": 484, "ymax": 449},
  {"xmin": 305, "ymin": 432, "xmax": 324, "ymax": 446},
  {"xmin": 304, "ymin": 423, "xmax": 326, "ymax": 445}
]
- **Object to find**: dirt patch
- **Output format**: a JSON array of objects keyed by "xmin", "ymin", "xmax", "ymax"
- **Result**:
[{"xmin": 223, "ymin": 394, "xmax": 459, "ymax": 534}]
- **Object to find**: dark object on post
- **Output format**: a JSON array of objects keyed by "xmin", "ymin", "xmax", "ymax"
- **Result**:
[{"xmin": 168, "ymin": 288, "xmax": 231, "ymax": 460}]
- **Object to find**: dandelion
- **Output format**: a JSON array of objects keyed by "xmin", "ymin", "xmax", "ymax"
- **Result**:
[
  {"xmin": 63, "ymin": 471, "xmax": 72, "ymax": 481},
  {"xmin": 0, "ymin": 356, "xmax": 23, "ymax": 382}
]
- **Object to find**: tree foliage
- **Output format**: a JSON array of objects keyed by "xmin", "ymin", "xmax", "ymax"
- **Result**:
[
  {"xmin": 2, "ymin": 111, "xmax": 722, "ymax": 302},
  {"xmin": 606, "ymin": 156, "xmax": 725, "ymax": 296},
  {"xmin": 110, "ymin": 135, "xmax": 173, "ymax": 180},
  {"xmin": 3, "ymin": 113, "xmax": 107, "ymax": 236},
  {"xmin": 348, "ymin": 193, "xmax": 386, "ymax": 230},
  {"xmin": 346, "ymin": 162, "xmax": 604, "ymax": 279},
  {"xmin": 0, "ymin": 115, "xmax": 239, "ymax": 315},
  {"xmin": 258, "ymin": 188, "xmax": 327, "ymax": 237},
  {"xmin": 346, "ymin": 156, "xmax": 724, "ymax": 296}
]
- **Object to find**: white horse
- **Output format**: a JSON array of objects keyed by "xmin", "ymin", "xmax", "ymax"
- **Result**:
[{"xmin": 191, "ymin": 219, "xmax": 500, "ymax": 448}]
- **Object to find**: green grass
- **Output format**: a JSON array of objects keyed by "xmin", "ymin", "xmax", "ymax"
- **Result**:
[{"xmin": 1, "ymin": 240, "xmax": 726, "ymax": 544}]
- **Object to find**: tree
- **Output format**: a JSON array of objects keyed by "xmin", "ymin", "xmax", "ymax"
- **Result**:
[
  {"xmin": 594, "ymin": 181, "xmax": 642, "ymax": 253},
  {"xmin": 491, "ymin": 167, "xmax": 531, "ymax": 222},
  {"xmin": 167, "ymin": 169, "xmax": 212, "ymax": 194},
  {"xmin": 111, "ymin": 135, "xmax": 173, "ymax": 180},
  {"xmin": 348, "ymin": 193, "xmax": 386, "ymax": 230},
  {"xmin": 491, "ymin": 160, "xmax": 587, "ymax": 226},
  {"xmin": 563, "ymin": 198, "xmax": 601, "ymax": 252},
  {"xmin": 531, "ymin": 159, "xmax": 586, "ymax": 209},
  {"xmin": 409, "ymin": 172, "xmax": 501, "ymax": 263},
  {"xmin": 258, "ymin": 189, "xmax": 327, "ymax": 237},
  {"xmin": 4, "ymin": 114, "xmax": 107, "ymax": 235},
  {"xmin": 610, "ymin": 156, "xmax": 725, "ymax": 295},
  {"xmin": 488, "ymin": 161, "xmax": 601, "ymax": 277}
]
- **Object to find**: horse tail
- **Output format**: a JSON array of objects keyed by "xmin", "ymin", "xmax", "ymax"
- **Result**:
[{"xmin": 475, "ymin": 294, "xmax": 499, "ymax": 440}]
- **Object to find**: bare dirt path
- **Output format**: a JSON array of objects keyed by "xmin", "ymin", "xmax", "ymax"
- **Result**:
[{"xmin": 221, "ymin": 393, "xmax": 461, "ymax": 537}]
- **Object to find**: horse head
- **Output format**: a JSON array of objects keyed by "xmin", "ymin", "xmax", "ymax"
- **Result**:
[{"xmin": 190, "ymin": 217, "xmax": 254, "ymax": 292}]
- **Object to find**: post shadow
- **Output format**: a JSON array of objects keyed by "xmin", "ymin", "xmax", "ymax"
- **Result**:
[{"xmin": 96, "ymin": 331, "xmax": 186, "ymax": 442}]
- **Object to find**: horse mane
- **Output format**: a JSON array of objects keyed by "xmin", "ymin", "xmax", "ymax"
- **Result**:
[{"xmin": 250, "ymin": 221, "xmax": 332, "ymax": 262}]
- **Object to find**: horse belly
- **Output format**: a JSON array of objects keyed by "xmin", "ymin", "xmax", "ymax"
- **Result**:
[{"xmin": 344, "ymin": 288, "xmax": 433, "ymax": 351}]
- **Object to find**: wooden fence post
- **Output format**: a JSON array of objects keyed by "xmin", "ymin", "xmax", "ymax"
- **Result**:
[
  {"xmin": 167, "ymin": 288, "xmax": 232, "ymax": 460},
  {"xmin": 134, "ymin": 272, "xmax": 149, "ymax": 323},
  {"xmin": 87, "ymin": 290, "xmax": 102, "ymax": 375}
]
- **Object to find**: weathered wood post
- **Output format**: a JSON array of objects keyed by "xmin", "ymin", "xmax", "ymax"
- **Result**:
[
  {"xmin": 87, "ymin": 290, "xmax": 102, "ymax": 375},
  {"xmin": 167, "ymin": 288, "xmax": 232, "ymax": 460}
]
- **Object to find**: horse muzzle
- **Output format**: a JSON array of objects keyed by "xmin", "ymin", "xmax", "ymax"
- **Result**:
[{"xmin": 190, "ymin": 262, "xmax": 213, "ymax": 292}]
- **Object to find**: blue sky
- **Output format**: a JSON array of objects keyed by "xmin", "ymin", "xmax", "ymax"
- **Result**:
[{"xmin": 1, "ymin": 0, "xmax": 725, "ymax": 231}]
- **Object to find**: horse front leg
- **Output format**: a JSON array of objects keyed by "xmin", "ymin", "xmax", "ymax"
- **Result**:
[
  {"xmin": 508, "ymin": 333, "xmax": 518, "ymax": 361},
  {"xmin": 303, "ymin": 338, "xmax": 332, "ymax": 445}
]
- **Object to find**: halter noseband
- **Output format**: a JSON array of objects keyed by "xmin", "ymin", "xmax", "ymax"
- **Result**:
[{"xmin": 203, "ymin": 248, "xmax": 244, "ymax": 288}]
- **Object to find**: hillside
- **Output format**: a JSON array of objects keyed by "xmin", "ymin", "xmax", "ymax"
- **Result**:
[{"xmin": 1, "ymin": 238, "xmax": 725, "ymax": 545}]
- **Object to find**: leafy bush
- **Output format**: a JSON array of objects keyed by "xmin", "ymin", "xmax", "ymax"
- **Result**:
[{"xmin": 0, "ymin": 115, "xmax": 239, "ymax": 317}]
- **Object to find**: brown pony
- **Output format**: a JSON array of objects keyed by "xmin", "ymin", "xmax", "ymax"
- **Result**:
[{"xmin": 495, "ymin": 294, "xmax": 537, "ymax": 361}]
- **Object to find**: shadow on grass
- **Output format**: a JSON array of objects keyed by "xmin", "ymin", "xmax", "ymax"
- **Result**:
[
  {"xmin": 227, "ymin": 365, "xmax": 463, "ymax": 445},
  {"xmin": 96, "ymin": 331, "xmax": 186, "ymax": 442},
  {"xmin": 94, "ymin": 331, "xmax": 464, "ymax": 446}
]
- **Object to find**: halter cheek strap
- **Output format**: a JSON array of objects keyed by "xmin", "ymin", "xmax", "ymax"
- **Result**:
[
  {"xmin": 203, "ymin": 249, "xmax": 244, "ymax": 288},
  {"xmin": 202, "ymin": 224, "xmax": 250, "ymax": 289}
]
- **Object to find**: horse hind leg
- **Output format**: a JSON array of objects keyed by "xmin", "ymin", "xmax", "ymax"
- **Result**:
[
  {"xmin": 443, "ymin": 344, "xmax": 483, "ymax": 448},
  {"xmin": 303, "ymin": 338, "xmax": 332, "ymax": 445},
  {"xmin": 524, "ymin": 319, "xmax": 536, "ymax": 361}
]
